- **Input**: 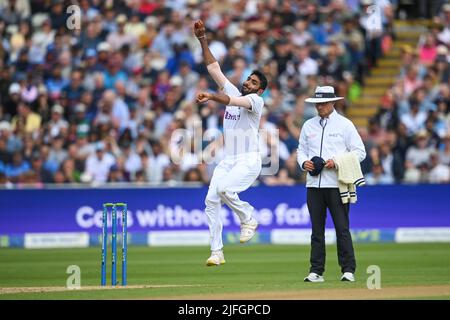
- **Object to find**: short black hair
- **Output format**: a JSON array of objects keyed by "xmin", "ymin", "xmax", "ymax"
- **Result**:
[{"xmin": 250, "ymin": 70, "xmax": 268, "ymax": 91}]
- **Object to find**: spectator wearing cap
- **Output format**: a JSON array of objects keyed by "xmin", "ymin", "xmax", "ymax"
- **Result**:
[
  {"xmin": 95, "ymin": 42, "xmax": 112, "ymax": 72},
  {"xmin": 47, "ymin": 104, "xmax": 68, "ymax": 138},
  {"xmin": 31, "ymin": 17, "xmax": 55, "ymax": 63},
  {"xmin": 83, "ymin": 141, "xmax": 116, "ymax": 184},
  {"xmin": 108, "ymin": 163, "xmax": 128, "ymax": 183},
  {"xmin": 0, "ymin": 120, "xmax": 22, "ymax": 153},
  {"xmin": 106, "ymin": 14, "xmax": 137, "ymax": 52},
  {"xmin": 138, "ymin": 16, "xmax": 158, "ymax": 49},
  {"xmin": 406, "ymin": 130, "xmax": 436, "ymax": 168},
  {"xmin": 72, "ymin": 103, "xmax": 89, "ymax": 124},
  {"xmin": 48, "ymin": 134, "xmax": 68, "ymax": 168},
  {"xmin": 428, "ymin": 151, "xmax": 450, "ymax": 183},
  {"xmin": 81, "ymin": 49, "xmax": 100, "ymax": 86},
  {"xmin": 437, "ymin": 4, "xmax": 450, "ymax": 45},
  {"xmin": 398, "ymin": 45, "xmax": 423, "ymax": 79},
  {"xmin": 74, "ymin": 128, "xmax": 94, "ymax": 161},
  {"xmin": 3, "ymin": 82, "xmax": 21, "ymax": 118}
]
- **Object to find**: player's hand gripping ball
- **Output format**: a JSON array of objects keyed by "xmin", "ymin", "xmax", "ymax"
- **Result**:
[{"xmin": 194, "ymin": 20, "xmax": 205, "ymax": 38}]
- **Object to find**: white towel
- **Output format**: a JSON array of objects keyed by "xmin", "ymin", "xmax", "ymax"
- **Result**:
[{"xmin": 334, "ymin": 151, "xmax": 365, "ymax": 204}]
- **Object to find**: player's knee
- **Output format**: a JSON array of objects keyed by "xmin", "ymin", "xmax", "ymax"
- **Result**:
[
  {"xmin": 205, "ymin": 193, "xmax": 220, "ymax": 207},
  {"xmin": 216, "ymin": 183, "xmax": 229, "ymax": 197}
]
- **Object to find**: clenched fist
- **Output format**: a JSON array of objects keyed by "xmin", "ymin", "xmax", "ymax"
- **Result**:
[
  {"xmin": 193, "ymin": 20, "xmax": 206, "ymax": 38},
  {"xmin": 197, "ymin": 92, "xmax": 211, "ymax": 103}
]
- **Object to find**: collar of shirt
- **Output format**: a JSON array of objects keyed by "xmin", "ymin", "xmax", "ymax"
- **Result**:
[
  {"xmin": 319, "ymin": 109, "xmax": 337, "ymax": 121},
  {"xmin": 319, "ymin": 109, "xmax": 337, "ymax": 127}
]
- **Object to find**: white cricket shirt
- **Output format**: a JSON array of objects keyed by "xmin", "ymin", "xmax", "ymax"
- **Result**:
[
  {"xmin": 222, "ymin": 80, "xmax": 264, "ymax": 157},
  {"xmin": 297, "ymin": 110, "xmax": 366, "ymax": 188}
]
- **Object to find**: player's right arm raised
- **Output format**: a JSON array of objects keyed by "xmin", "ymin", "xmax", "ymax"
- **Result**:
[{"xmin": 194, "ymin": 20, "xmax": 227, "ymax": 90}]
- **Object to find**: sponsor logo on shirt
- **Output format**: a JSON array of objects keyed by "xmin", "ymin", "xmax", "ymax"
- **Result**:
[
  {"xmin": 328, "ymin": 133, "xmax": 340, "ymax": 138},
  {"xmin": 224, "ymin": 111, "xmax": 240, "ymax": 121}
]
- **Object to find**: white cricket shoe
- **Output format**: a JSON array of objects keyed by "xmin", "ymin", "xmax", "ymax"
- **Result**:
[
  {"xmin": 239, "ymin": 218, "xmax": 258, "ymax": 243},
  {"xmin": 341, "ymin": 272, "xmax": 355, "ymax": 282},
  {"xmin": 304, "ymin": 272, "xmax": 325, "ymax": 282},
  {"xmin": 206, "ymin": 250, "xmax": 225, "ymax": 266}
]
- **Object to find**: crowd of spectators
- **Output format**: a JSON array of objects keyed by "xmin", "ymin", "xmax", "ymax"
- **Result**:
[
  {"xmin": 362, "ymin": 2, "xmax": 450, "ymax": 185},
  {"xmin": 0, "ymin": 0, "xmax": 448, "ymax": 187}
]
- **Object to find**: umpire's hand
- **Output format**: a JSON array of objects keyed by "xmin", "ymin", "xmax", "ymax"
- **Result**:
[{"xmin": 302, "ymin": 160, "xmax": 315, "ymax": 172}]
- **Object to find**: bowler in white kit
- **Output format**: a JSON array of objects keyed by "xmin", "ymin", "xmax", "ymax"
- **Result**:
[{"xmin": 194, "ymin": 20, "xmax": 268, "ymax": 266}]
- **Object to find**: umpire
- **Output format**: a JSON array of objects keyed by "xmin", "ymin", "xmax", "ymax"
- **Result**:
[{"xmin": 297, "ymin": 86, "xmax": 366, "ymax": 282}]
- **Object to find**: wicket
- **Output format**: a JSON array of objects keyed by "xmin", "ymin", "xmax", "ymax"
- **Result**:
[{"xmin": 101, "ymin": 202, "xmax": 128, "ymax": 286}]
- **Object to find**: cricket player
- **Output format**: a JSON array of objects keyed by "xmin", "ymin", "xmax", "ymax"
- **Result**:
[{"xmin": 193, "ymin": 20, "xmax": 268, "ymax": 266}]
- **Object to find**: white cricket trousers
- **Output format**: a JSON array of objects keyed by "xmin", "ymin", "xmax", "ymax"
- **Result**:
[{"xmin": 204, "ymin": 152, "xmax": 262, "ymax": 251}]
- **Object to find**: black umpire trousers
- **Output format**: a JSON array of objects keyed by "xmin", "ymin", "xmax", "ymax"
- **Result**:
[{"xmin": 306, "ymin": 188, "xmax": 356, "ymax": 275}]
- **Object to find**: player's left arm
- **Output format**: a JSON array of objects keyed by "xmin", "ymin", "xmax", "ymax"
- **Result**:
[{"xmin": 197, "ymin": 92, "xmax": 261, "ymax": 112}]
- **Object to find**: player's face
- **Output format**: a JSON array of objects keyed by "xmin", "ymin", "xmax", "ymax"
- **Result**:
[{"xmin": 241, "ymin": 74, "xmax": 262, "ymax": 95}]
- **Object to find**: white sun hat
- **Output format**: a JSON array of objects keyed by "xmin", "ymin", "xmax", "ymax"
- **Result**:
[{"xmin": 305, "ymin": 86, "xmax": 344, "ymax": 104}]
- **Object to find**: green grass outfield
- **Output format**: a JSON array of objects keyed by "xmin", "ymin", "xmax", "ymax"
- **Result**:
[{"xmin": 0, "ymin": 243, "xmax": 450, "ymax": 299}]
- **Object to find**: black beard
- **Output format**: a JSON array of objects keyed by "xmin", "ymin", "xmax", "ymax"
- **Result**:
[{"xmin": 240, "ymin": 86, "xmax": 257, "ymax": 95}]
